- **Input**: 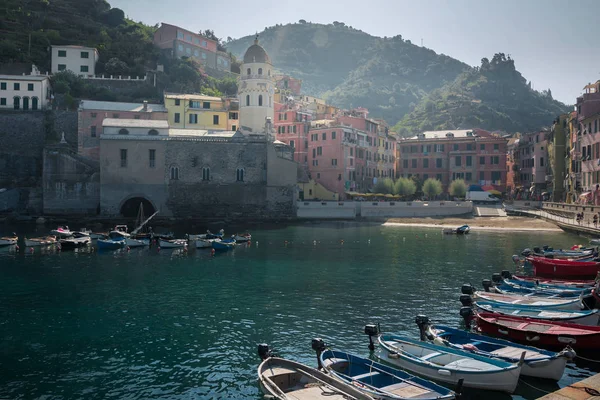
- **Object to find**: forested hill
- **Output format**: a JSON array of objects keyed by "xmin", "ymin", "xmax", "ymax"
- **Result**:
[
  {"xmin": 225, "ymin": 22, "xmax": 470, "ymax": 123},
  {"xmin": 393, "ymin": 54, "xmax": 570, "ymax": 136}
]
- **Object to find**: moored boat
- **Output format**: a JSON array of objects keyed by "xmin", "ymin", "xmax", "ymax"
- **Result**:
[
  {"xmin": 257, "ymin": 344, "xmax": 373, "ymax": 400},
  {"xmin": 484, "ymin": 278, "xmax": 590, "ymax": 298},
  {"xmin": 366, "ymin": 327, "xmax": 523, "ymax": 393},
  {"xmin": 0, "ymin": 233, "xmax": 18, "ymax": 246},
  {"xmin": 234, "ymin": 232, "xmax": 252, "ymax": 243},
  {"xmin": 24, "ymin": 236, "xmax": 57, "ymax": 247},
  {"xmin": 50, "ymin": 226, "xmax": 72, "ymax": 237},
  {"xmin": 316, "ymin": 342, "xmax": 456, "ymax": 400},
  {"xmin": 97, "ymin": 238, "xmax": 125, "ymax": 250},
  {"xmin": 443, "ymin": 225, "xmax": 470, "ymax": 235},
  {"xmin": 59, "ymin": 234, "xmax": 91, "ymax": 250},
  {"xmin": 475, "ymin": 312, "xmax": 600, "ymax": 351},
  {"xmin": 527, "ymin": 256, "xmax": 600, "ymax": 279},
  {"xmin": 125, "ymin": 237, "xmax": 149, "ymax": 248},
  {"xmin": 212, "ymin": 238, "xmax": 235, "ymax": 251},
  {"xmin": 416, "ymin": 315, "xmax": 574, "ymax": 381},
  {"xmin": 159, "ymin": 239, "xmax": 187, "ymax": 249},
  {"xmin": 521, "ymin": 246, "xmax": 595, "ymax": 259},
  {"xmin": 474, "ymin": 301, "xmax": 600, "ymax": 326},
  {"xmin": 496, "ymin": 270, "xmax": 598, "ymax": 290},
  {"xmin": 461, "ymin": 284, "xmax": 587, "ymax": 310},
  {"xmin": 89, "ymin": 232, "xmax": 108, "ymax": 240},
  {"xmin": 195, "ymin": 238, "xmax": 218, "ymax": 249}
]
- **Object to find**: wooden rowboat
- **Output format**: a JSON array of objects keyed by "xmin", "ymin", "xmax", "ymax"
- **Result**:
[
  {"xmin": 474, "ymin": 301, "xmax": 600, "ymax": 326},
  {"xmin": 527, "ymin": 256, "xmax": 600, "ymax": 279}
]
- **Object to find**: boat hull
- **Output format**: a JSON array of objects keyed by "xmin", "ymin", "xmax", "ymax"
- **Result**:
[
  {"xmin": 528, "ymin": 256, "xmax": 600, "ymax": 279},
  {"xmin": 125, "ymin": 237, "xmax": 149, "ymax": 247},
  {"xmin": 159, "ymin": 239, "xmax": 186, "ymax": 249},
  {"xmin": 96, "ymin": 239, "xmax": 124, "ymax": 250},
  {"xmin": 195, "ymin": 239, "xmax": 215, "ymax": 248},
  {"xmin": 0, "ymin": 238, "xmax": 18, "ymax": 246},
  {"xmin": 511, "ymin": 275, "xmax": 597, "ymax": 288},
  {"xmin": 475, "ymin": 302, "xmax": 600, "ymax": 326},
  {"xmin": 473, "ymin": 291, "xmax": 584, "ymax": 310},
  {"xmin": 212, "ymin": 240, "xmax": 235, "ymax": 250},
  {"xmin": 25, "ymin": 238, "xmax": 55, "ymax": 247}
]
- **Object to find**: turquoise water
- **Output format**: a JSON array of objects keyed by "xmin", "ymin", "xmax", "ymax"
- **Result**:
[{"xmin": 0, "ymin": 222, "xmax": 597, "ymax": 399}]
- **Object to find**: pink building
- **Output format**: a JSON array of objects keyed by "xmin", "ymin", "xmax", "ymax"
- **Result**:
[
  {"xmin": 274, "ymin": 75, "xmax": 302, "ymax": 96},
  {"xmin": 274, "ymin": 102, "xmax": 312, "ymax": 164},
  {"xmin": 397, "ymin": 129, "xmax": 508, "ymax": 192},
  {"xmin": 78, "ymin": 100, "xmax": 167, "ymax": 160}
]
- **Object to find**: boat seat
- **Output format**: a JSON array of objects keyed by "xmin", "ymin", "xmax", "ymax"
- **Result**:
[
  {"xmin": 420, "ymin": 352, "xmax": 442, "ymax": 361},
  {"xmin": 469, "ymin": 341, "xmax": 482, "ymax": 346},
  {"xmin": 379, "ymin": 382, "xmax": 431, "ymax": 398},
  {"xmin": 352, "ymin": 371, "xmax": 380, "ymax": 380},
  {"xmin": 322, "ymin": 358, "xmax": 348, "ymax": 368}
]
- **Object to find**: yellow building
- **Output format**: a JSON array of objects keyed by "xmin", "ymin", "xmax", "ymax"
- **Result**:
[{"xmin": 164, "ymin": 94, "xmax": 239, "ymax": 131}]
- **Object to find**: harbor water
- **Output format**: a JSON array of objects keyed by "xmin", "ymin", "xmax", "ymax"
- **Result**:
[{"xmin": 0, "ymin": 222, "xmax": 598, "ymax": 399}]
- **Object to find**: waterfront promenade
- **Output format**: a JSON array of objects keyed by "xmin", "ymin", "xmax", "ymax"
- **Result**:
[{"xmin": 509, "ymin": 205, "xmax": 600, "ymax": 237}]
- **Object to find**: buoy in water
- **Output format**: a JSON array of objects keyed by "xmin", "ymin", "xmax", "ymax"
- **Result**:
[
  {"xmin": 29, "ymin": 247, "xmax": 34, "ymax": 253},
  {"xmin": 211, "ymin": 248, "xmax": 216, "ymax": 255}
]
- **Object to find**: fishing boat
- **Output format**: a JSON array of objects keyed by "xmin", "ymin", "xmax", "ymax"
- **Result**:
[
  {"xmin": 365, "ymin": 326, "xmax": 523, "ymax": 393},
  {"xmin": 188, "ymin": 229, "xmax": 225, "ymax": 241},
  {"xmin": 416, "ymin": 315, "xmax": 574, "ymax": 381},
  {"xmin": 315, "ymin": 342, "xmax": 456, "ymax": 399},
  {"xmin": 442, "ymin": 225, "xmax": 470, "ymax": 235},
  {"xmin": 24, "ymin": 236, "xmax": 56, "ymax": 247},
  {"xmin": 125, "ymin": 237, "xmax": 149, "ymax": 248},
  {"xmin": 521, "ymin": 246, "xmax": 595, "ymax": 259},
  {"xmin": 496, "ymin": 271, "xmax": 598, "ymax": 290},
  {"xmin": 50, "ymin": 226, "xmax": 72, "ymax": 237},
  {"xmin": 257, "ymin": 344, "xmax": 373, "ymax": 400},
  {"xmin": 527, "ymin": 256, "xmax": 600, "ymax": 279},
  {"xmin": 483, "ymin": 278, "xmax": 589, "ymax": 298},
  {"xmin": 212, "ymin": 238, "xmax": 236, "ymax": 251},
  {"xmin": 234, "ymin": 232, "xmax": 252, "ymax": 243},
  {"xmin": 474, "ymin": 301, "xmax": 600, "ymax": 326},
  {"xmin": 0, "ymin": 233, "xmax": 18, "ymax": 246},
  {"xmin": 159, "ymin": 239, "xmax": 187, "ymax": 249},
  {"xmin": 475, "ymin": 312, "xmax": 600, "ymax": 351},
  {"xmin": 59, "ymin": 232, "xmax": 91, "ymax": 250},
  {"xmin": 109, "ymin": 225, "xmax": 130, "ymax": 239},
  {"xmin": 195, "ymin": 238, "xmax": 218, "ymax": 249},
  {"xmin": 89, "ymin": 232, "xmax": 108, "ymax": 240},
  {"xmin": 128, "ymin": 204, "xmax": 158, "ymax": 247},
  {"xmin": 97, "ymin": 238, "xmax": 125, "ymax": 250},
  {"xmin": 461, "ymin": 284, "xmax": 587, "ymax": 310}
]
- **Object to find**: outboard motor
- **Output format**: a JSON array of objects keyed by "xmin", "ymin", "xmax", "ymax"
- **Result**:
[
  {"xmin": 311, "ymin": 338, "xmax": 326, "ymax": 370},
  {"xmin": 521, "ymin": 248, "xmax": 532, "ymax": 256},
  {"xmin": 459, "ymin": 294, "xmax": 473, "ymax": 307},
  {"xmin": 501, "ymin": 269, "xmax": 513, "ymax": 279},
  {"xmin": 364, "ymin": 324, "xmax": 380, "ymax": 351},
  {"xmin": 533, "ymin": 247, "xmax": 541, "ymax": 254},
  {"xmin": 542, "ymin": 245, "xmax": 549, "ymax": 251},
  {"xmin": 491, "ymin": 273, "xmax": 502, "ymax": 284},
  {"xmin": 461, "ymin": 284, "xmax": 474, "ymax": 295},
  {"xmin": 258, "ymin": 343, "xmax": 272, "ymax": 361},
  {"xmin": 582, "ymin": 294, "xmax": 597, "ymax": 311},
  {"xmin": 415, "ymin": 315, "xmax": 434, "ymax": 341},
  {"xmin": 482, "ymin": 279, "xmax": 493, "ymax": 292},
  {"xmin": 459, "ymin": 307, "xmax": 474, "ymax": 329}
]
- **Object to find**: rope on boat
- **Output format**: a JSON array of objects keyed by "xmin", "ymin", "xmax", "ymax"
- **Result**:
[
  {"xmin": 575, "ymin": 354, "xmax": 600, "ymax": 363},
  {"xmin": 518, "ymin": 378, "xmax": 552, "ymax": 394}
]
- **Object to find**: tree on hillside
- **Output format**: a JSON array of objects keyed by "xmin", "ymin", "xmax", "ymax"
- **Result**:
[
  {"xmin": 422, "ymin": 178, "xmax": 442, "ymax": 199},
  {"xmin": 104, "ymin": 57, "xmax": 128, "ymax": 76},
  {"xmin": 394, "ymin": 177, "xmax": 416, "ymax": 197},
  {"xmin": 449, "ymin": 179, "xmax": 467, "ymax": 198}
]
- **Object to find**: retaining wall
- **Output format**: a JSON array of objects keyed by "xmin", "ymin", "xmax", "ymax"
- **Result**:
[{"xmin": 297, "ymin": 201, "xmax": 473, "ymax": 219}]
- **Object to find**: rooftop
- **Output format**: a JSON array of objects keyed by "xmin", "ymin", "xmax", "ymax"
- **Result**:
[
  {"xmin": 243, "ymin": 37, "xmax": 271, "ymax": 64},
  {"xmin": 0, "ymin": 74, "xmax": 50, "ymax": 81},
  {"xmin": 169, "ymin": 129, "xmax": 240, "ymax": 138},
  {"xmin": 165, "ymin": 94, "xmax": 223, "ymax": 101},
  {"xmin": 79, "ymin": 100, "xmax": 167, "ymax": 113},
  {"xmin": 52, "ymin": 45, "xmax": 98, "ymax": 51},
  {"xmin": 102, "ymin": 119, "xmax": 169, "ymax": 129}
]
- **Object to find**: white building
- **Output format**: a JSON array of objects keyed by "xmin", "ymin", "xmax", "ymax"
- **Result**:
[
  {"xmin": 0, "ymin": 74, "xmax": 51, "ymax": 110},
  {"xmin": 51, "ymin": 45, "xmax": 99, "ymax": 76},
  {"xmin": 238, "ymin": 35, "xmax": 275, "ymax": 134}
]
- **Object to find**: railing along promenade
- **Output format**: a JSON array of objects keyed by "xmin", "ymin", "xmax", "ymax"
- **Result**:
[{"xmin": 507, "ymin": 201, "xmax": 600, "ymax": 236}]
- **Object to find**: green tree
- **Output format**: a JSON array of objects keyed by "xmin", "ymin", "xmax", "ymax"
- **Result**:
[
  {"xmin": 394, "ymin": 177, "xmax": 417, "ymax": 197},
  {"xmin": 373, "ymin": 178, "xmax": 394, "ymax": 194},
  {"xmin": 449, "ymin": 179, "xmax": 467, "ymax": 198},
  {"xmin": 422, "ymin": 178, "xmax": 443, "ymax": 199},
  {"xmin": 104, "ymin": 57, "xmax": 129, "ymax": 76}
]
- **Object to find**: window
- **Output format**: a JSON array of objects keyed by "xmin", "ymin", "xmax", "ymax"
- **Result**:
[
  {"xmin": 14, "ymin": 83, "xmax": 20, "ymax": 90},
  {"xmin": 175, "ymin": 99, "xmax": 181, "ymax": 106},
  {"xmin": 81, "ymin": 51, "xmax": 89, "ymax": 59},
  {"xmin": 58, "ymin": 50, "xmax": 66, "ymax": 57},
  {"xmin": 194, "ymin": 50, "xmax": 199, "ymax": 57},
  {"xmin": 332, "ymin": 131, "xmax": 336, "ymax": 140},
  {"xmin": 13, "ymin": 96, "xmax": 19, "ymax": 110},
  {"xmin": 247, "ymin": 68, "xmax": 251, "ymax": 76},
  {"xmin": 403, "ymin": 159, "xmax": 409, "ymax": 168},
  {"xmin": 91, "ymin": 113, "xmax": 97, "ymax": 118},
  {"xmin": 494, "ymin": 144, "xmax": 499, "ymax": 150},
  {"xmin": 258, "ymin": 95, "xmax": 263, "ymax": 106},
  {"xmin": 312, "ymin": 148, "xmax": 316, "ymax": 157},
  {"xmin": 120, "ymin": 149, "xmax": 127, "ymax": 167},
  {"xmin": 0, "ymin": 98, "xmax": 5, "ymax": 106},
  {"xmin": 466, "ymin": 172, "xmax": 472, "ymax": 181},
  {"xmin": 258, "ymin": 68, "xmax": 263, "ymax": 75},
  {"xmin": 58, "ymin": 64, "xmax": 66, "ymax": 71},
  {"xmin": 189, "ymin": 101, "xmax": 200, "ymax": 108},
  {"xmin": 350, "ymin": 159, "xmax": 353, "ymax": 166},
  {"xmin": 149, "ymin": 149, "xmax": 156, "ymax": 168},
  {"xmin": 235, "ymin": 168, "xmax": 244, "ymax": 182},
  {"xmin": 90, "ymin": 126, "xmax": 96, "ymax": 137},
  {"xmin": 177, "ymin": 31, "xmax": 184, "ymax": 39},
  {"xmin": 186, "ymin": 47, "xmax": 191, "ymax": 55},
  {"xmin": 480, "ymin": 144, "xmax": 485, "ymax": 150},
  {"xmin": 170, "ymin": 166, "xmax": 179, "ymax": 180},
  {"xmin": 178, "ymin": 44, "xmax": 184, "ymax": 52},
  {"xmin": 466, "ymin": 143, "xmax": 473, "ymax": 150},
  {"xmin": 202, "ymin": 167, "xmax": 210, "ymax": 181},
  {"xmin": 332, "ymin": 159, "xmax": 338, "ymax": 166},
  {"xmin": 174, "ymin": 113, "xmax": 180, "ymax": 123},
  {"xmin": 411, "ymin": 159, "xmax": 417, "ymax": 168},
  {"xmin": 455, "ymin": 156, "xmax": 461, "ymax": 166},
  {"xmin": 491, "ymin": 156, "xmax": 499, "ymax": 165},
  {"xmin": 202, "ymin": 40, "xmax": 207, "ymax": 47},
  {"xmin": 312, "ymin": 160, "xmax": 318, "ymax": 166},
  {"xmin": 466, "ymin": 156, "xmax": 472, "ymax": 167},
  {"xmin": 189, "ymin": 114, "xmax": 198, "ymax": 124},
  {"xmin": 80, "ymin": 65, "xmax": 89, "ymax": 73},
  {"xmin": 118, "ymin": 128, "xmax": 129, "ymax": 135},
  {"xmin": 479, "ymin": 156, "xmax": 485, "ymax": 165},
  {"xmin": 491, "ymin": 171, "xmax": 501, "ymax": 182},
  {"xmin": 423, "ymin": 158, "xmax": 429, "ymax": 168},
  {"xmin": 232, "ymin": 125, "xmax": 237, "ymax": 131},
  {"xmin": 203, "ymin": 101, "xmax": 210, "ymax": 109},
  {"xmin": 0, "ymin": 82, "xmax": 5, "ymax": 90},
  {"xmin": 304, "ymin": 141, "xmax": 308, "ymax": 149},
  {"xmin": 479, "ymin": 171, "xmax": 485, "ymax": 181},
  {"xmin": 229, "ymin": 112, "xmax": 238, "ymax": 120},
  {"xmin": 436, "ymin": 158, "xmax": 442, "ymax": 168},
  {"xmin": 213, "ymin": 115, "xmax": 219, "ymax": 125},
  {"xmin": 113, "ymin": 113, "xmax": 119, "ymax": 118},
  {"xmin": 290, "ymin": 140, "xmax": 295, "ymax": 148},
  {"xmin": 540, "ymin": 157, "xmax": 544, "ymax": 167},
  {"xmin": 148, "ymin": 129, "xmax": 159, "ymax": 135},
  {"xmin": 322, "ymin": 132, "xmax": 326, "ymax": 140},
  {"xmin": 317, "ymin": 147, "xmax": 322, "ymax": 156},
  {"xmin": 134, "ymin": 115, "xmax": 140, "ymax": 120},
  {"xmin": 246, "ymin": 95, "xmax": 250, "ymax": 106},
  {"xmin": 27, "ymin": 83, "xmax": 34, "ymax": 91},
  {"xmin": 453, "ymin": 144, "xmax": 459, "ymax": 151}
]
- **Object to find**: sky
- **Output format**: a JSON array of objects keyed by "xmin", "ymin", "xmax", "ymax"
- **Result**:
[{"xmin": 110, "ymin": 0, "xmax": 600, "ymax": 105}]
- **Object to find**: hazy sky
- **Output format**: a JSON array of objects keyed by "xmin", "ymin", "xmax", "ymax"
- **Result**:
[{"xmin": 111, "ymin": 0, "xmax": 600, "ymax": 104}]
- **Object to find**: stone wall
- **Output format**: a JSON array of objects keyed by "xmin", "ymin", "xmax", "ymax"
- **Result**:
[{"xmin": 296, "ymin": 201, "xmax": 474, "ymax": 219}]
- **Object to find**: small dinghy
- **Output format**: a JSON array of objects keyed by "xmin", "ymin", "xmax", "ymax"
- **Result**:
[
  {"xmin": 97, "ymin": 238, "xmax": 125, "ymax": 250},
  {"xmin": 443, "ymin": 225, "xmax": 470, "ymax": 235},
  {"xmin": 483, "ymin": 278, "xmax": 588, "ymax": 298},
  {"xmin": 475, "ymin": 312, "xmax": 600, "ymax": 351},
  {"xmin": 60, "ymin": 233, "xmax": 91, "ymax": 250},
  {"xmin": 474, "ymin": 301, "xmax": 600, "ymax": 326},
  {"xmin": 50, "ymin": 226, "xmax": 72, "ymax": 237},
  {"xmin": 257, "ymin": 344, "xmax": 373, "ymax": 400},
  {"xmin": 125, "ymin": 237, "xmax": 149, "ymax": 248},
  {"xmin": 499, "ymin": 270, "xmax": 597, "ymax": 289},
  {"xmin": 195, "ymin": 238, "xmax": 218, "ymax": 249},
  {"xmin": 0, "ymin": 233, "xmax": 18, "ymax": 246},
  {"xmin": 461, "ymin": 284, "xmax": 586, "ymax": 310},
  {"xmin": 417, "ymin": 316, "xmax": 574, "ymax": 381},
  {"xmin": 314, "ymin": 339, "xmax": 456, "ymax": 400},
  {"xmin": 159, "ymin": 239, "xmax": 187, "ymax": 249},
  {"xmin": 527, "ymin": 256, "xmax": 600, "ymax": 279},
  {"xmin": 212, "ymin": 238, "xmax": 235, "ymax": 251},
  {"xmin": 365, "ymin": 325, "xmax": 523, "ymax": 393},
  {"xmin": 234, "ymin": 232, "xmax": 252, "ymax": 243},
  {"xmin": 24, "ymin": 236, "xmax": 56, "ymax": 247}
]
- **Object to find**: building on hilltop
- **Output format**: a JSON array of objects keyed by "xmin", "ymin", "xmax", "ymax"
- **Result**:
[
  {"xmin": 51, "ymin": 45, "xmax": 99, "ymax": 76},
  {"xmin": 0, "ymin": 73, "xmax": 51, "ymax": 111},
  {"xmin": 396, "ymin": 129, "xmax": 508, "ymax": 193},
  {"xmin": 77, "ymin": 100, "xmax": 168, "ymax": 161},
  {"xmin": 274, "ymin": 75, "xmax": 302, "ymax": 96},
  {"xmin": 153, "ymin": 23, "xmax": 231, "ymax": 72},
  {"xmin": 164, "ymin": 93, "xmax": 239, "ymax": 131}
]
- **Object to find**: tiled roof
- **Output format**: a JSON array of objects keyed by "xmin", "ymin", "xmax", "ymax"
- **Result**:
[{"xmin": 80, "ymin": 100, "xmax": 167, "ymax": 113}]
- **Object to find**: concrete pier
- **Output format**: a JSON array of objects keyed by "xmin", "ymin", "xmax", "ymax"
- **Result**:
[{"xmin": 538, "ymin": 373, "xmax": 600, "ymax": 399}]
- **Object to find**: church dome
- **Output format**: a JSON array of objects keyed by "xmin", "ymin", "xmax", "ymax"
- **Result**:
[{"xmin": 243, "ymin": 37, "xmax": 271, "ymax": 64}]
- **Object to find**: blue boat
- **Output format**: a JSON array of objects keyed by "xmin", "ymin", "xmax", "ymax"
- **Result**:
[
  {"xmin": 474, "ymin": 301, "xmax": 600, "ymax": 325},
  {"xmin": 97, "ymin": 238, "xmax": 125, "ymax": 250},
  {"xmin": 318, "ymin": 347, "xmax": 456, "ymax": 400},
  {"xmin": 212, "ymin": 238, "xmax": 236, "ymax": 251},
  {"xmin": 415, "ymin": 316, "xmax": 574, "ymax": 381},
  {"xmin": 495, "ymin": 272, "xmax": 595, "ymax": 292},
  {"xmin": 483, "ymin": 278, "xmax": 588, "ymax": 298}
]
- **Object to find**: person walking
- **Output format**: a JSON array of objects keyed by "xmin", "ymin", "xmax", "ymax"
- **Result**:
[{"xmin": 594, "ymin": 214, "xmax": 598, "ymax": 228}]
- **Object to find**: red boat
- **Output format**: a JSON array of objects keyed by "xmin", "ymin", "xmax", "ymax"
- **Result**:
[
  {"xmin": 475, "ymin": 312, "xmax": 600, "ymax": 350},
  {"xmin": 527, "ymin": 256, "xmax": 600, "ymax": 279},
  {"xmin": 510, "ymin": 274, "xmax": 597, "ymax": 288}
]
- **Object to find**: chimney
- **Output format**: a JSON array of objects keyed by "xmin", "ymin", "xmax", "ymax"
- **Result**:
[{"xmin": 143, "ymin": 100, "xmax": 148, "ymax": 112}]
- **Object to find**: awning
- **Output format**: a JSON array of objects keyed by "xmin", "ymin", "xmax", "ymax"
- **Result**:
[
  {"xmin": 580, "ymin": 192, "xmax": 592, "ymax": 198},
  {"xmin": 488, "ymin": 190, "xmax": 502, "ymax": 196}
]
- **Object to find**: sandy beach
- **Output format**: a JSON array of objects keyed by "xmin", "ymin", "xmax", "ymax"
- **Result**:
[{"xmin": 384, "ymin": 216, "xmax": 562, "ymax": 232}]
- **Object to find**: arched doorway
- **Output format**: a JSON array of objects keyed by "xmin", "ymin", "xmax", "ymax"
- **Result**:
[
  {"xmin": 32, "ymin": 97, "xmax": 38, "ymax": 110},
  {"xmin": 120, "ymin": 197, "xmax": 156, "ymax": 219},
  {"xmin": 22, "ymin": 96, "xmax": 29, "ymax": 110}
]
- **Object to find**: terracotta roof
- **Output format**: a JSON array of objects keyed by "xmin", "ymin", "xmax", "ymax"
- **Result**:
[{"xmin": 243, "ymin": 39, "xmax": 271, "ymax": 64}]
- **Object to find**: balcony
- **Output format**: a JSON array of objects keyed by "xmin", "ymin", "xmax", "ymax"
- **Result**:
[{"xmin": 240, "ymin": 74, "xmax": 270, "ymax": 80}]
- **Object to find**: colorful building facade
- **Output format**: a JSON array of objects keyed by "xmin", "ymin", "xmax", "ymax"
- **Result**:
[{"xmin": 164, "ymin": 94, "xmax": 238, "ymax": 131}]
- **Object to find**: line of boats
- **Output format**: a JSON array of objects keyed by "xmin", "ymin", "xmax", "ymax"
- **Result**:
[{"xmin": 256, "ymin": 244, "xmax": 600, "ymax": 399}]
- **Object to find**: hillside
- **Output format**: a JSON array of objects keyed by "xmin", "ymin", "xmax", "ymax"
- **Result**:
[
  {"xmin": 393, "ymin": 54, "xmax": 570, "ymax": 136},
  {"xmin": 226, "ymin": 22, "xmax": 469, "ymax": 123}
]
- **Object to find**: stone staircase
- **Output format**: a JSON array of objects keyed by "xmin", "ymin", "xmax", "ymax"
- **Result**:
[{"xmin": 474, "ymin": 204, "xmax": 507, "ymax": 217}]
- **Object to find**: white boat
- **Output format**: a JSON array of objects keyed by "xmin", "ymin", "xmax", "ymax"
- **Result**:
[
  {"xmin": 195, "ymin": 238, "xmax": 218, "ymax": 248},
  {"xmin": 159, "ymin": 239, "xmax": 187, "ymax": 249},
  {"xmin": 374, "ymin": 333, "xmax": 522, "ymax": 393},
  {"xmin": 25, "ymin": 236, "xmax": 57, "ymax": 247},
  {"xmin": 0, "ymin": 234, "xmax": 18, "ymax": 246},
  {"xmin": 188, "ymin": 229, "xmax": 224, "ymax": 241},
  {"xmin": 50, "ymin": 226, "xmax": 72, "ymax": 237},
  {"xmin": 234, "ymin": 233, "xmax": 252, "ymax": 243},
  {"xmin": 257, "ymin": 345, "xmax": 373, "ymax": 400},
  {"xmin": 125, "ymin": 237, "xmax": 149, "ymax": 248},
  {"xmin": 471, "ymin": 290, "xmax": 585, "ymax": 310},
  {"xmin": 109, "ymin": 225, "xmax": 130, "ymax": 239}
]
